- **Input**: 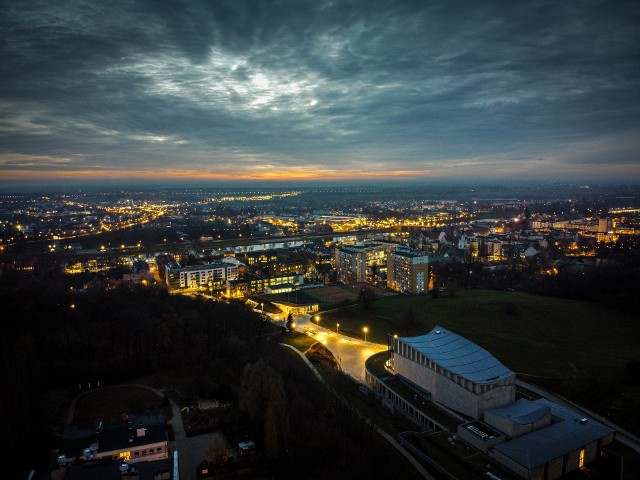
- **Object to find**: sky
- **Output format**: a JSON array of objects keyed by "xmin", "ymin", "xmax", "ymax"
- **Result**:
[{"xmin": 1, "ymin": 0, "xmax": 639, "ymax": 185}]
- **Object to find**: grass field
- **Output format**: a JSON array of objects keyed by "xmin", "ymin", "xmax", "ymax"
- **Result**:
[
  {"xmin": 321, "ymin": 289, "xmax": 640, "ymax": 432},
  {"xmin": 73, "ymin": 385, "xmax": 166, "ymax": 423}
]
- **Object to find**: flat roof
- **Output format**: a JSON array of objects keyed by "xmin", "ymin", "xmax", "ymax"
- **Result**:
[
  {"xmin": 60, "ymin": 411, "xmax": 166, "ymax": 458},
  {"xmin": 487, "ymin": 398, "xmax": 551, "ymax": 425},
  {"xmin": 494, "ymin": 399, "xmax": 615, "ymax": 470},
  {"xmin": 173, "ymin": 262, "xmax": 232, "ymax": 272},
  {"xmin": 399, "ymin": 326, "xmax": 514, "ymax": 384}
]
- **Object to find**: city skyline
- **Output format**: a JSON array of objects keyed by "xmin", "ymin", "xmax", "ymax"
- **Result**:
[{"xmin": 1, "ymin": 0, "xmax": 639, "ymax": 185}]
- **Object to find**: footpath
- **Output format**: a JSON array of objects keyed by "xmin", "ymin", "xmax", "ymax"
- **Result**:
[{"xmin": 280, "ymin": 343, "xmax": 436, "ymax": 480}]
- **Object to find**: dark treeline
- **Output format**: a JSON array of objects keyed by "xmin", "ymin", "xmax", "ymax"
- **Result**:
[
  {"xmin": 431, "ymin": 237, "xmax": 640, "ymax": 311},
  {"xmin": 1, "ymin": 277, "xmax": 265, "ymax": 476},
  {"xmin": 2, "ymin": 273, "xmax": 420, "ymax": 479}
]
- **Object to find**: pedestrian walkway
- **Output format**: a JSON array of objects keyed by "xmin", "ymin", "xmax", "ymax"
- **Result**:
[{"xmin": 281, "ymin": 342, "xmax": 435, "ymax": 480}]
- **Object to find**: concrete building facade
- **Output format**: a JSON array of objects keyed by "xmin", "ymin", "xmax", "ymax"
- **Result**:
[
  {"xmin": 335, "ymin": 242, "xmax": 389, "ymax": 284},
  {"xmin": 165, "ymin": 261, "xmax": 238, "ymax": 291},
  {"xmin": 391, "ymin": 327, "xmax": 516, "ymax": 419},
  {"xmin": 386, "ymin": 243, "xmax": 430, "ymax": 294},
  {"xmin": 485, "ymin": 399, "xmax": 614, "ymax": 480}
]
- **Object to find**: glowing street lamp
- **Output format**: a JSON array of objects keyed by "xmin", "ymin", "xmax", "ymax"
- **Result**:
[
  {"xmin": 314, "ymin": 315, "xmax": 320, "ymax": 326},
  {"xmin": 363, "ymin": 326, "xmax": 368, "ymax": 342},
  {"xmin": 336, "ymin": 323, "xmax": 340, "ymax": 334}
]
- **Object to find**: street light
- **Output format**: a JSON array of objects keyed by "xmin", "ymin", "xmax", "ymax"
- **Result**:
[
  {"xmin": 363, "ymin": 326, "xmax": 368, "ymax": 343},
  {"xmin": 314, "ymin": 315, "xmax": 320, "ymax": 327},
  {"xmin": 336, "ymin": 323, "xmax": 340, "ymax": 334}
]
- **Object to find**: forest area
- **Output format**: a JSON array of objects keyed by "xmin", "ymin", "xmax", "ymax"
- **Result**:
[{"xmin": 0, "ymin": 272, "xmax": 418, "ymax": 479}]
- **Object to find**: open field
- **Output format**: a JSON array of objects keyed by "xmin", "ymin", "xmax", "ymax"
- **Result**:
[
  {"xmin": 304, "ymin": 282, "xmax": 395, "ymax": 306},
  {"xmin": 321, "ymin": 289, "xmax": 640, "ymax": 432},
  {"xmin": 72, "ymin": 385, "xmax": 166, "ymax": 423}
]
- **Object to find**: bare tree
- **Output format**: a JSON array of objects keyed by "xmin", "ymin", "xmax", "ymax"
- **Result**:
[{"xmin": 206, "ymin": 436, "xmax": 229, "ymax": 464}]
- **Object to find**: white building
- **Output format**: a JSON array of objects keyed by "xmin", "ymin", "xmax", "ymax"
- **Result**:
[
  {"xmin": 165, "ymin": 261, "xmax": 239, "ymax": 290},
  {"xmin": 391, "ymin": 326, "xmax": 516, "ymax": 419}
]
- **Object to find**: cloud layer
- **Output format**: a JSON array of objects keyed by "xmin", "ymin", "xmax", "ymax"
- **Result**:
[{"xmin": 1, "ymin": 0, "xmax": 639, "ymax": 182}]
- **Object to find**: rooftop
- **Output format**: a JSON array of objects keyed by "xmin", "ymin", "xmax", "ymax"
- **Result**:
[
  {"xmin": 169, "ymin": 262, "xmax": 234, "ymax": 272},
  {"xmin": 399, "ymin": 326, "xmax": 514, "ymax": 384},
  {"xmin": 59, "ymin": 411, "xmax": 166, "ymax": 458},
  {"xmin": 392, "ymin": 244, "xmax": 429, "ymax": 258},
  {"xmin": 493, "ymin": 399, "xmax": 615, "ymax": 469},
  {"xmin": 487, "ymin": 398, "xmax": 551, "ymax": 425}
]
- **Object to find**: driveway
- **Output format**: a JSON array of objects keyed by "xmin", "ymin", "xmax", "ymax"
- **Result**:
[{"xmin": 169, "ymin": 399, "xmax": 225, "ymax": 480}]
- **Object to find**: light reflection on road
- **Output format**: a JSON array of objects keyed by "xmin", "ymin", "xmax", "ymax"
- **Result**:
[{"xmin": 293, "ymin": 315, "xmax": 387, "ymax": 382}]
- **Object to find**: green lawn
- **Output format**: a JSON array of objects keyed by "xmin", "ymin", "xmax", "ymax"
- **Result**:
[
  {"xmin": 279, "ymin": 331, "xmax": 319, "ymax": 352},
  {"xmin": 322, "ymin": 289, "xmax": 640, "ymax": 432},
  {"xmin": 73, "ymin": 386, "xmax": 166, "ymax": 423}
]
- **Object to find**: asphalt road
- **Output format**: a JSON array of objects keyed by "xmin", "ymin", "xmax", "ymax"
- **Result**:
[
  {"xmin": 292, "ymin": 313, "xmax": 387, "ymax": 381},
  {"xmin": 169, "ymin": 400, "xmax": 225, "ymax": 480}
]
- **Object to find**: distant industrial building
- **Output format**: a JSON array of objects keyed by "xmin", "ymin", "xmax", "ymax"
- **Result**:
[{"xmin": 386, "ymin": 244, "xmax": 430, "ymax": 294}]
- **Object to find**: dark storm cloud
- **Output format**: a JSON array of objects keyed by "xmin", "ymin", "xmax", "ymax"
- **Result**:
[{"xmin": 0, "ymin": 0, "xmax": 639, "ymax": 179}]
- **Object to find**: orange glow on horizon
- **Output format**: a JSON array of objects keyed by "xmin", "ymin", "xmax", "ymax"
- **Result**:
[{"xmin": 0, "ymin": 168, "xmax": 435, "ymax": 182}]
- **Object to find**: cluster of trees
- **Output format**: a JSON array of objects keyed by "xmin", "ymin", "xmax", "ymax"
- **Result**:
[
  {"xmin": 430, "ymin": 247, "xmax": 640, "ymax": 312},
  {"xmin": 1, "ymin": 274, "xmax": 267, "ymax": 477},
  {"xmin": 2, "ymin": 272, "xmax": 420, "ymax": 479}
]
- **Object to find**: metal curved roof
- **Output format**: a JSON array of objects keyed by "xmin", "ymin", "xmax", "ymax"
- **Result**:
[
  {"xmin": 488, "ymin": 398, "xmax": 551, "ymax": 424},
  {"xmin": 399, "ymin": 326, "xmax": 514, "ymax": 384}
]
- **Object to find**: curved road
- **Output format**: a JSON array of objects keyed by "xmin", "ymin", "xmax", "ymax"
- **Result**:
[{"xmin": 292, "ymin": 313, "xmax": 387, "ymax": 381}]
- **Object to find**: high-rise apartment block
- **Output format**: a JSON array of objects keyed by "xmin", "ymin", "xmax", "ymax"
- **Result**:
[
  {"xmin": 334, "ymin": 241, "xmax": 389, "ymax": 284},
  {"xmin": 386, "ymin": 244, "xmax": 430, "ymax": 294}
]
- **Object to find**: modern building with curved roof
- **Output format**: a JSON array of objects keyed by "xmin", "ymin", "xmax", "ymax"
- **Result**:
[{"xmin": 391, "ymin": 326, "xmax": 516, "ymax": 418}]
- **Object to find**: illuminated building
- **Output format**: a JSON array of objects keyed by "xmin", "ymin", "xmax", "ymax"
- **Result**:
[
  {"xmin": 366, "ymin": 327, "xmax": 615, "ymax": 479},
  {"xmin": 57, "ymin": 411, "xmax": 169, "ymax": 465},
  {"xmin": 386, "ymin": 244, "xmax": 430, "ymax": 294},
  {"xmin": 388, "ymin": 326, "xmax": 516, "ymax": 419},
  {"xmin": 165, "ymin": 260, "xmax": 239, "ymax": 291},
  {"xmin": 597, "ymin": 216, "xmax": 613, "ymax": 242},
  {"xmin": 226, "ymin": 273, "xmax": 304, "ymax": 297},
  {"xmin": 334, "ymin": 241, "xmax": 389, "ymax": 284}
]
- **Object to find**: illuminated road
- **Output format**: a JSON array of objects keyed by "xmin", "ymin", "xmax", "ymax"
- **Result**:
[{"xmin": 294, "ymin": 314, "xmax": 387, "ymax": 382}]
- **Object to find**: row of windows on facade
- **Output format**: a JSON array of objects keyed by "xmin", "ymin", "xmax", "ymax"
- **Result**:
[
  {"xmin": 112, "ymin": 446, "xmax": 164, "ymax": 460},
  {"xmin": 366, "ymin": 371, "xmax": 442, "ymax": 432}
]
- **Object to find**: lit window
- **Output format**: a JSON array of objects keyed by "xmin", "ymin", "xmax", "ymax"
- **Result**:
[
  {"xmin": 118, "ymin": 451, "xmax": 131, "ymax": 461},
  {"xmin": 579, "ymin": 448, "xmax": 585, "ymax": 467}
]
